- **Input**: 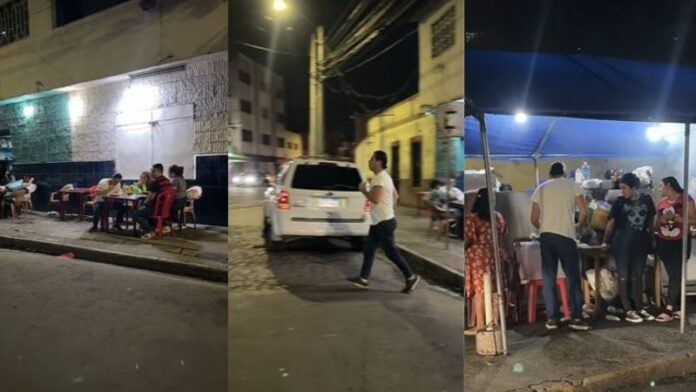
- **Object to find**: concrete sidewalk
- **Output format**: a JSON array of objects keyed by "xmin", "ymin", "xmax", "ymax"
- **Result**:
[
  {"xmin": 0, "ymin": 213, "xmax": 228, "ymax": 282},
  {"xmin": 395, "ymin": 206, "xmax": 464, "ymax": 293},
  {"xmin": 466, "ymin": 316, "xmax": 696, "ymax": 391}
]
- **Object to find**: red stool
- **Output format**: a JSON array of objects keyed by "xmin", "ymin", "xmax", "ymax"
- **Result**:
[{"xmin": 527, "ymin": 278, "xmax": 571, "ymax": 323}]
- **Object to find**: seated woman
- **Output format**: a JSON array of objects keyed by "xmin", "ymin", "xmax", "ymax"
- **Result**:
[
  {"xmin": 168, "ymin": 165, "xmax": 187, "ymax": 226},
  {"xmin": 132, "ymin": 171, "xmax": 152, "ymax": 194},
  {"xmin": 464, "ymin": 188, "xmax": 509, "ymax": 335}
]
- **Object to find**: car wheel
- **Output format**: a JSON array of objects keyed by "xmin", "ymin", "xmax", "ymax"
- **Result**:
[
  {"xmin": 349, "ymin": 237, "xmax": 365, "ymax": 252},
  {"xmin": 263, "ymin": 219, "xmax": 285, "ymax": 252}
]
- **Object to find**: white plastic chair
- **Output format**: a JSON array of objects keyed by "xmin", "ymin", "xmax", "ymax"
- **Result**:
[{"xmin": 181, "ymin": 186, "xmax": 203, "ymax": 229}]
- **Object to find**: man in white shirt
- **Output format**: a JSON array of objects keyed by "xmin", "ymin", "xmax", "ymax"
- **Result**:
[
  {"xmin": 89, "ymin": 173, "xmax": 125, "ymax": 233},
  {"xmin": 348, "ymin": 151, "xmax": 420, "ymax": 293},
  {"xmin": 438, "ymin": 178, "xmax": 465, "ymax": 202},
  {"xmin": 530, "ymin": 162, "xmax": 590, "ymax": 331}
]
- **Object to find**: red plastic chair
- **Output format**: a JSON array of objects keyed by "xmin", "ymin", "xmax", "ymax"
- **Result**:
[
  {"xmin": 527, "ymin": 278, "xmax": 571, "ymax": 323},
  {"xmin": 149, "ymin": 187, "xmax": 176, "ymax": 238}
]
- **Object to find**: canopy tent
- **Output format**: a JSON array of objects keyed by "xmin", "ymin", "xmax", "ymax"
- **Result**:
[{"xmin": 465, "ymin": 50, "xmax": 696, "ymax": 352}]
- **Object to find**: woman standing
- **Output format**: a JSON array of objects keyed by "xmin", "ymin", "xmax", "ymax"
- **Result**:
[
  {"xmin": 654, "ymin": 176, "xmax": 695, "ymax": 322},
  {"xmin": 601, "ymin": 173, "xmax": 656, "ymax": 323},
  {"xmin": 464, "ymin": 188, "xmax": 508, "ymax": 335}
]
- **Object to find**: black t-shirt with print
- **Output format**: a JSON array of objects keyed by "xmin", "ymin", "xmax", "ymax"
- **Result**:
[{"xmin": 609, "ymin": 193, "xmax": 656, "ymax": 234}]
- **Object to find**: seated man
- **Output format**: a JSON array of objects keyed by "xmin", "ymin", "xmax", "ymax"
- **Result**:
[
  {"xmin": 89, "ymin": 173, "xmax": 126, "ymax": 233},
  {"xmin": 135, "ymin": 163, "xmax": 172, "ymax": 240},
  {"xmin": 1, "ymin": 176, "xmax": 33, "ymax": 218},
  {"xmin": 438, "ymin": 178, "xmax": 465, "ymax": 203}
]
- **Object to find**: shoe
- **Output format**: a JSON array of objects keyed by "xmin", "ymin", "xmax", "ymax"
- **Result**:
[
  {"xmin": 140, "ymin": 232, "xmax": 153, "ymax": 240},
  {"xmin": 88, "ymin": 227, "xmax": 98, "ymax": 233},
  {"xmin": 347, "ymin": 277, "xmax": 368, "ymax": 289},
  {"xmin": 545, "ymin": 319, "xmax": 559, "ymax": 330},
  {"xmin": 639, "ymin": 308, "xmax": 656, "ymax": 321},
  {"xmin": 162, "ymin": 226, "xmax": 171, "ymax": 234},
  {"xmin": 464, "ymin": 327, "xmax": 482, "ymax": 336},
  {"xmin": 606, "ymin": 314, "xmax": 621, "ymax": 322},
  {"xmin": 401, "ymin": 275, "xmax": 421, "ymax": 293},
  {"xmin": 625, "ymin": 310, "xmax": 644, "ymax": 323},
  {"xmin": 568, "ymin": 318, "xmax": 592, "ymax": 331},
  {"xmin": 674, "ymin": 310, "xmax": 681, "ymax": 320},
  {"xmin": 113, "ymin": 224, "xmax": 124, "ymax": 231}
]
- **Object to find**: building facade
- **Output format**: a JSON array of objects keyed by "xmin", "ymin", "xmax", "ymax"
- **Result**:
[
  {"xmin": 354, "ymin": 0, "xmax": 464, "ymax": 207},
  {"xmin": 0, "ymin": 0, "xmax": 228, "ymax": 225},
  {"xmin": 229, "ymin": 52, "xmax": 303, "ymax": 178}
]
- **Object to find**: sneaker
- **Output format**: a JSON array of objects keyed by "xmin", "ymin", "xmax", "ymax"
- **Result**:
[
  {"xmin": 674, "ymin": 310, "xmax": 681, "ymax": 320},
  {"xmin": 162, "ymin": 226, "xmax": 171, "ymax": 234},
  {"xmin": 606, "ymin": 314, "xmax": 622, "ymax": 322},
  {"xmin": 347, "ymin": 277, "xmax": 368, "ymax": 289},
  {"xmin": 545, "ymin": 319, "xmax": 559, "ymax": 330},
  {"xmin": 568, "ymin": 318, "xmax": 592, "ymax": 331},
  {"xmin": 113, "ymin": 224, "xmax": 124, "ymax": 231},
  {"xmin": 625, "ymin": 310, "xmax": 644, "ymax": 323},
  {"xmin": 639, "ymin": 308, "xmax": 656, "ymax": 321},
  {"xmin": 401, "ymin": 275, "xmax": 421, "ymax": 293},
  {"xmin": 140, "ymin": 232, "xmax": 154, "ymax": 240}
]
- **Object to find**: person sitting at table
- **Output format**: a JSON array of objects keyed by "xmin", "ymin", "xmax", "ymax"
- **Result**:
[
  {"xmin": 89, "ymin": 173, "xmax": 125, "ymax": 233},
  {"xmin": 133, "ymin": 171, "xmax": 152, "ymax": 194},
  {"xmin": 168, "ymin": 165, "xmax": 187, "ymax": 227},
  {"xmin": 601, "ymin": 173, "xmax": 656, "ymax": 323},
  {"xmin": 427, "ymin": 179, "xmax": 461, "ymax": 237},
  {"xmin": 135, "ymin": 163, "xmax": 172, "ymax": 240},
  {"xmin": 1, "ymin": 176, "xmax": 33, "ymax": 218},
  {"xmin": 438, "ymin": 178, "xmax": 465, "ymax": 202},
  {"xmin": 0, "ymin": 171, "xmax": 15, "ymax": 186},
  {"xmin": 464, "ymin": 188, "xmax": 509, "ymax": 335}
]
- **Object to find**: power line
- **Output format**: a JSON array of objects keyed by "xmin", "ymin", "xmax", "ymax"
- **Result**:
[
  {"xmin": 327, "ymin": 68, "xmax": 418, "ymax": 101},
  {"xmin": 235, "ymin": 41, "xmax": 307, "ymax": 57}
]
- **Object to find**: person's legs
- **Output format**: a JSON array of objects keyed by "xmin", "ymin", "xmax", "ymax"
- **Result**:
[
  {"xmin": 376, "ymin": 219, "xmax": 414, "ymax": 280},
  {"xmin": 92, "ymin": 201, "xmax": 104, "ymax": 229},
  {"xmin": 359, "ymin": 225, "xmax": 379, "ymax": 280},
  {"xmin": 135, "ymin": 205, "xmax": 153, "ymax": 234},
  {"xmin": 628, "ymin": 243, "xmax": 648, "ymax": 312},
  {"xmin": 613, "ymin": 235, "xmax": 633, "ymax": 311},
  {"xmin": 114, "ymin": 201, "xmax": 126, "ymax": 226},
  {"xmin": 540, "ymin": 233, "xmax": 561, "ymax": 321},
  {"xmin": 663, "ymin": 240, "xmax": 684, "ymax": 310},
  {"xmin": 557, "ymin": 235, "xmax": 584, "ymax": 320}
]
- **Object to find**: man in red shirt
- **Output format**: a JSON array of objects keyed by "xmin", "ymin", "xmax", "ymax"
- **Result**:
[{"xmin": 135, "ymin": 163, "xmax": 171, "ymax": 239}]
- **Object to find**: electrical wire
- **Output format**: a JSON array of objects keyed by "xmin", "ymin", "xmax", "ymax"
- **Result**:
[{"xmin": 235, "ymin": 40, "xmax": 308, "ymax": 57}]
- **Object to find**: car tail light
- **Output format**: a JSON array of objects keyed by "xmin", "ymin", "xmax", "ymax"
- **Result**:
[
  {"xmin": 363, "ymin": 199, "xmax": 371, "ymax": 214},
  {"xmin": 277, "ymin": 190, "xmax": 290, "ymax": 211}
]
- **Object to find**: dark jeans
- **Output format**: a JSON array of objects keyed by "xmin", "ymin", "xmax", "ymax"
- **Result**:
[
  {"xmin": 92, "ymin": 201, "xmax": 125, "ymax": 228},
  {"xmin": 540, "ymin": 232, "xmax": 584, "ymax": 320},
  {"xmin": 171, "ymin": 198, "xmax": 186, "ymax": 223},
  {"xmin": 657, "ymin": 238, "xmax": 692, "ymax": 309},
  {"xmin": 612, "ymin": 231, "xmax": 649, "ymax": 311},
  {"xmin": 135, "ymin": 205, "xmax": 154, "ymax": 233},
  {"xmin": 360, "ymin": 218, "xmax": 414, "ymax": 280}
]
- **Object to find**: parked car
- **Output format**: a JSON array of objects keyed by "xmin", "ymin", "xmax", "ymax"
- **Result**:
[
  {"xmin": 263, "ymin": 157, "xmax": 370, "ymax": 251},
  {"xmin": 231, "ymin": 171, "xmax": 270, "ymax": 187}
]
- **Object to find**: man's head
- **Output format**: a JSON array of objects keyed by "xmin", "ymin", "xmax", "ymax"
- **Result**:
[
  {"xmin": 112, "ymin": 173, "xmax": 123, "ymax": 184},
  {"xmin": 151, "ymin": 163, "xmax": 164, "ymax": 178},
  {"xmin": 368, "ymin": 151, "xmax": 388, "ymax": 173},
  {"xmin": 549, "ymin": 162, "xmax": 565, "ymax": 178}
]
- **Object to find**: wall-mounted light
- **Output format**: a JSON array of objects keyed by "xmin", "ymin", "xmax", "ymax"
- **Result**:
[
  {"xmin": 119, "ymin": 84, "xmax": 157, "ymax": 114},
  {"xmin": 514, "ymin": 111, "xmax": 528, "ymax": 124},
  {"xmin": 22, "ymin": 105, "xmax": 35, "ymax": 119},
  {"xmin": 69, "ymin": 97, "xmax": 84, "ymax": 119}
]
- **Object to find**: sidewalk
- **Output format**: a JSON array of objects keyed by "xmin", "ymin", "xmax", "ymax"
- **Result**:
[
  {"xmin": 0, "ymin": 212, "xmax": 228, "ymax": 282},
  {"xmin": 466, "ymin": 317, "xmax": 696, "ymax": 391},
  {"xmin": 395, "ymin": 206, "xmax": 464, "ymax": 292}
]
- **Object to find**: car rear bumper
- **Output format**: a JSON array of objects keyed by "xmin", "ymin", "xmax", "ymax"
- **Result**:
[{"xmin": 273, "ymin": 215, "xmax": 370, "ymax": 237}]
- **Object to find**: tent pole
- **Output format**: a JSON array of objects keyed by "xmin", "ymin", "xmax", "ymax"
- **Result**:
[
  {"xmin": 478, "ymin": 112, "xmax": 508, "ymax": 355},
  {"xmin": 681, "ymin": 123, "xmax": 690, "ymax": 334},
  {"xmin": 533, "ymin": 157, "xmax": 540, "ymax": 187}
]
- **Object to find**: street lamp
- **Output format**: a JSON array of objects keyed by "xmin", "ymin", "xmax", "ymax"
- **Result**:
[{"xmin": 273, "ymin": 0, "xmax": 288, "ymax": 13}]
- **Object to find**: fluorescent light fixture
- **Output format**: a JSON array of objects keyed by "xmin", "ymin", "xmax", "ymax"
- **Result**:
[
  {"xmin": 69, "ymin": 97, "xmax": 84, "ymax": 119},
  {"xmin": 514, "ymin": 111, "xmax": 527, "ymax": 123},
  {"xmin": 119, "ymin": 84, "xmax": 157, "ymax": 113},
  {"xmin": 646, "ymin": 123, "xmax": 682, "ymax": 143},
  {"xmin": 22, "ymin": 105, "xmax": 35, "ymax": 119}
]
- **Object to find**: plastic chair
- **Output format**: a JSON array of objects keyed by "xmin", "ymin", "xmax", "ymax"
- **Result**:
[
  {"xmin": 150, "ymin": 187, "xmax": 176, "ymax": 238},
  {"xmin": 527, "ymin": 278, "xmax": 571, "ymax": 323},
  {"xmin": 83, "ymin": 186, "xmax": 98, "ymax": 217},
  {"xmin": 181, "ymin": 186, "xmax": 203, "ymax": 229}
]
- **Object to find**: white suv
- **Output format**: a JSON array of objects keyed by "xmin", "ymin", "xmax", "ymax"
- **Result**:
[{"xmin": 263, "ymin": 157, "xmax": 371, "ymax": 251}]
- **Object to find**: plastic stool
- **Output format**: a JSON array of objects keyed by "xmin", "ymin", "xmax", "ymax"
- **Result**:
[{"xmin": 527, "ymin": 278, "xmax": 571, "ymax": 323}]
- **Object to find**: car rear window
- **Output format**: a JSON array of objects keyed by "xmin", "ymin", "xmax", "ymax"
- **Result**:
[{"xmin": 291, "ymin": 164, "xmax": 361, "ymax": 191}]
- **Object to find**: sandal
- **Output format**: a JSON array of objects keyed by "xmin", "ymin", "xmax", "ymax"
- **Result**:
[
  {"xmin": 464, "ymin": 327, "xmax": 483, "ymax": 336},
  {"xmin": 655, "ymin": 312, "xmax": 674, "ymax": 323}
]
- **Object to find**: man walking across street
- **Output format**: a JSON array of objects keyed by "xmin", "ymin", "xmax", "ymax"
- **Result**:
[
  {"xmin": 348, "ymin": 151, "xmax": 420, "ymax": 293},
  {"xmin": 531, "ymin": 162, "xmax": 591, "ymax": 331}
]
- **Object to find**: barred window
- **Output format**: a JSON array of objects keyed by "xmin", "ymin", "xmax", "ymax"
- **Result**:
[
  {"xmin": 242, "ymin": 129, "xmax": 253, "ymax": 143},
  {"xmin": 0, "ymin": 0, "xmax": 29, "ymax": 48},
  {"xmin": 431, "ymin": 7, "xmax": 455, "ymax": 58}
]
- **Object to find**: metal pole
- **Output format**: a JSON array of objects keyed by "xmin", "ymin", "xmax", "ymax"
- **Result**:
[
  {"xmin": 316, "ymin": 26, "xmax": 325, "ymax": 155},
  {"xmin": 533, "ymin": 157, "xmax": 540, "ymax": 188},
  {"xmin": 681, "ymin": 123, "xmax": 690, "ymax": 334},
  {"xmin": 308, "ymin": 30, "xmax": 317, "ymax": 156},
  {"xmin": 445, "ymin": 136, "xmax": 451, "ymax": 250},
  {"xmin": 478, "ymin": 113, "xmax": 508, "ymax": 355}
]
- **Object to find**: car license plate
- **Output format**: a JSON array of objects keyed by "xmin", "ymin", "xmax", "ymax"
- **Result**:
[{"xmin": 319, "ymin": 198, "xmax": 340, "ymax": 208}]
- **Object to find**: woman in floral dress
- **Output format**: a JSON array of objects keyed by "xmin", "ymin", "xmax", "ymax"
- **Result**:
[{"xmin": 465, "ymin": 188, "xmax": 508, "ymax": 335}]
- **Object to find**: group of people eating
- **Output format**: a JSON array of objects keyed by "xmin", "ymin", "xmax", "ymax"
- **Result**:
[{"xmin": 465, "ymin": 161, "xmax": 692, "ymax": 335}]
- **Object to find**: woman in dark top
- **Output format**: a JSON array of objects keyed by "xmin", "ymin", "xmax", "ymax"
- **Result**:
[
  {"xmin": 169, "ymin": 165, "xmax": 187, "ymax": 224},
  {"xmin": 601, "ymin": 173, "xmax": 656, "ymax": 323}
]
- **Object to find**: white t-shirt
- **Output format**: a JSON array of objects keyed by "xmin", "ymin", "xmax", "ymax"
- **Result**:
[
  {"xmin": 369, "ymin": 170, "xmax": 396, "ymax": 225},
  {"xmin": 95, "ymin": 178, "xmax": 121, "ymax": 202},
  {"xmin": 530, "ymin": 178, "xmax": 583, "ymax": 239}
]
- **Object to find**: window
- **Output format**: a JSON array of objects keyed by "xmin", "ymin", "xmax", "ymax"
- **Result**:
[
  {"xmin": 276, "ymin": 113, "xmax": 285, "ymax": 124},
  {"xmin": 238, "ymin": 70, "xmax": 251, "ymax": 84},
  {"xmin": 277, "ymin": 137, "xmax": 285, "ymax": 148},
  {"xmin": 242, "ymin": 129, "xmax": 253, "ymax": 142},
  {"xmin": 287, "ymin": 141, "xmax": 292, "ymax": 149},
  {"xmin": 0, "ymin": 0, "xmax": 29, "ymax": 48},
  {"xmin": 54, "ymin": 0, "xmax": 129, "ymax": 27},
  {"xmin": 262, "ymin": 134, "xmax": 271, "ymax": 146},
  {"xmin": 431, "ymin": 7, "xmax": 455, "ymax": 58},
  {"xmin": 411, "ymin": 139, "xmax": 422, "ymax": 187},
  {"xmin": 240, "ymin": 100, "xmax": 252, "ymax": 114},
  {"xmin": 262, "ymin": 108, "xmax": 269, "ymax": 119},
  {"xmin": 291, "ymin": 164, "xmax": 361, "ymax": 191},
  {"xmin": 294, "ymin": 143, "xmax": 299, "ymax": 150}
]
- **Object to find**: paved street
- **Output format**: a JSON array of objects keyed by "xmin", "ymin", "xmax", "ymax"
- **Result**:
[
  {"xmin": 228, "ymin": 200, "xmax": 464, "ymax": 392},
  {"xmin": 228, "ymin": 186, "xmax": 267, "ymax": 208},
  {"xmin": 0, "ymin": 249, "xmax": 227, "ymax": 392}
]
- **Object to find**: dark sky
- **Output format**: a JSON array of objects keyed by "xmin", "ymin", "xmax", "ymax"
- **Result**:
[
  {"xmin": 230, "ymin": 0, "xmax": 419, "ymax": 148},
  {"xmin": 467, "ymin": 0, "xmax": 696, "ymax": 65}
]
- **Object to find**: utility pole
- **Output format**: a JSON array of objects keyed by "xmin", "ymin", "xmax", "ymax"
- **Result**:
[{"xmin": 309, "ymin": 25, "xmax": 324, "ymax": 156}]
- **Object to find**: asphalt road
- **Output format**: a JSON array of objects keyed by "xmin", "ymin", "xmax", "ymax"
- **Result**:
[
  {"xmin": 228, "ymin": 186, "xmax": 267, "ymax": 209},
  {"xmin": 228, "ymin": 204, "xmax": 464, "ymax": 392},
  {"xmin": 0, "ymin": 249, "xmax": 227, "ymax": 392}
]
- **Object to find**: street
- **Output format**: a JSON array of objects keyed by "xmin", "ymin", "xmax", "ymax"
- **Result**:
[
  {"xmin": 0, "ymin": 249, "xmax": 227, "ymax": 392},
  {"xmin": 228, "ymin": 189, "xmax": 464, "ymax": 392}
]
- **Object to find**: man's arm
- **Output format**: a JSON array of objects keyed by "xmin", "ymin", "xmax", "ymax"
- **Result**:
[
  {"xmin": 575, "ymin": 194, "xmax": 587, "ymax": 231},
  {"xmin": 361, "ymin": 185, "xmax": 383, "ymax": 205},
  {"xmin": 531, "ymin": 202, "xmax": 541, "ymax": 230},
  {"xmin": 393, "ymin": 187, "xmax": 399, "ymax": 204}
]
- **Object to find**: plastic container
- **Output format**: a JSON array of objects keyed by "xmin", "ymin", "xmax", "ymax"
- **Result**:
[
  {"xmin": 575, "ymin": 168, "xmax": 584, "ymax": 184},
  {"xmin": 581, "ymin": 162, "xmax": 591, "ymax": 180}
]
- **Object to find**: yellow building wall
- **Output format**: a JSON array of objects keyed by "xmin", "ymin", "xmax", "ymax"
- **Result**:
[{"xmin": 0, "ymin": 0, "xmax": 228, "ymax": 100}]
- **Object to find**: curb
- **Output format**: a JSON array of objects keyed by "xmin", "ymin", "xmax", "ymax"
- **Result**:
[
  {"xmin": 396, "ymin": 243, "xmax": 463, "ymax": 294},
  {"xmin": 0, "ymin": 235, "xmax": 228, "ymax": 283}
]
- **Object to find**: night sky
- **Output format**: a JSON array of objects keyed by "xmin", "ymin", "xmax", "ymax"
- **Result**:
[
  {"xmin": 467, "ymin": 0, "xmax": 696, "ymax": 65},
  {"xmin": 230, "ymin": 0, "xmax": 419, "ymax": 150}
]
